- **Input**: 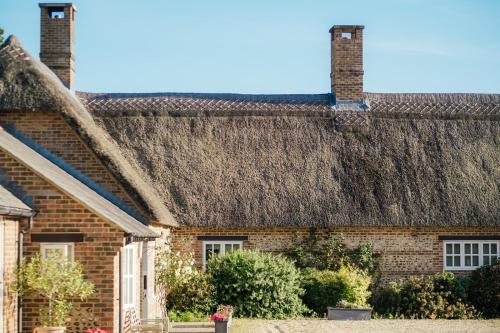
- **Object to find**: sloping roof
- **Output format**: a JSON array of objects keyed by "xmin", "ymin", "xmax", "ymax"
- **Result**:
[
  {"xmin": 0, "ymin": 125, "xmax": 158, "ymax": 238},
  {"xmin": 0, "ymin": 184, "xmax": 33, "ymax": 217},
  {"xmin": 88, "ymin": 92, "xmax": 500, "ymax": 228},
  {"xmin": 0, "ymin": 36, "xmax": 176, "ymax": 227}
]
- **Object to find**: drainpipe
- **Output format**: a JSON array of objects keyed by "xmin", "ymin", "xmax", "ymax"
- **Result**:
[{"xmin": 18, "ymin": 211, "xmax": 36, "ymax": 333}]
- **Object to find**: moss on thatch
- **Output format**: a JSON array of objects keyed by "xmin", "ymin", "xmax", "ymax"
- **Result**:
[
  {"xmin": 94, "ymin": 113, "xmax": 499, "ymax": 227},
  {"xmin": 0, "ymin": 36, "xmax": 176, "ymax": 226}
]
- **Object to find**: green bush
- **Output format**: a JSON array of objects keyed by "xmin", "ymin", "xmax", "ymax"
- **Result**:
[
  {"xmin": 302, "ymin": 265, "xmax": 371, "ymax": 315},
  {"xmin": 167, "ymin": 272, "xmax": 215, "ymax": 314},
  {"xmin": 372, "ymin": 273, "xmax": 477, "ymax": 319},
  {"xmin": 468, "ymin": 260, "xmax": 500, "ymax": 318},
  {"xmin": 208, "ymin": 250, "xmax": 306, "ymax": 318}
]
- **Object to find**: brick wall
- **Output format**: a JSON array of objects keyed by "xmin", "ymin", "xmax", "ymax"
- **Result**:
[
  {"xmin": 1, "ymin": 216, "xmax": 20, "ymax": 333},
  {"xmin": 330, "ymin": 25, "xmax": 364, "ymax": 101},
  {"xmin": 0, "ymin": 112, "xmax": 143, "ymax": 216},
  {"xmin": 0, "ymin": 149, "xmax": 126, "ymax": 333},
  {"xmin": 171, "ymin": 226, "xmax": 499, "ymax": 281}
]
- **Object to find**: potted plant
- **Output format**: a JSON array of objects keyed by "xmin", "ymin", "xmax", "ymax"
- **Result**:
[
  {"xmin": 13, "ymin": 252, "xmax": 94, "ymax": 333},
  {"xmin": 327, "ymin": 300, "xmax": 372, "ymax": 320},
  {"xmin": 210, "ymin": 305, "xmax": 234, "ymax": 333}
]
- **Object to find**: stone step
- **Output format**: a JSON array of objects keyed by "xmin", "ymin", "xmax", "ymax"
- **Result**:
[
  {"xmin": 169, "ymin": 327, "xmax": 215, "ymax": 333},
  {"xmin": 170, "ymin": 321, "xmax": 215, "ymax": 333}
]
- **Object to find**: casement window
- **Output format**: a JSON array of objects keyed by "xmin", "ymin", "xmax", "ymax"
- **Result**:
[
  {"xmin": 122, "ymin": 244, "xmax": 136, "ymax": 310},
  {"xmin": 202, "ymin": 240, "xmax": 243, "ymax": 270},
  {"xmin": 40, "ymin": 243, "xmax": 74, "ymax": 261},
  {"xmin": 443, "ymin": 240, "xmax": 499, "ymax": 270}
]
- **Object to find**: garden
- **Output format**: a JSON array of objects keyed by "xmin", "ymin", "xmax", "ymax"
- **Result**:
[{"xmin": 157, "ymin": 230, "xmax": 500, "ymax": 329}]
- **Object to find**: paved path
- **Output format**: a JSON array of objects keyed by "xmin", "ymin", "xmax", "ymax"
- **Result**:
[{"xmin": 231, "ymin": 319, "xmax": 500, "ymax": 333}]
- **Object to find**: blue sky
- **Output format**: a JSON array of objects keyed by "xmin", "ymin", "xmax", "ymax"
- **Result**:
[{"xmin": 1, "ymin": 0, "xmax": 499, "ymax": 94}]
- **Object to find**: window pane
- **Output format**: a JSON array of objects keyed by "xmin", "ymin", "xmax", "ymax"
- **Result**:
[
  {"xmin": 483, "ymin": 244, "xmax": 490, "ymax": 254},
  {"xmin": 472, "ymin": 256, "xmax": 479, "ymax": 266},
  {"xmin": 483, "ymin": 256, "xmax": 490, "ymax": 266},
  {"xmin": 492, "ymin": 244, "xmax": 497, "ymax": 254},
  {"xmin": 465, "ymin": 244, "xmax": 471, "ymax": 254},
  {"xmin": 454, "ymin": 256, "xmax": 460, "ymax": 266},
  {"xmin": 472, "ymin": 244, "xmax": 479, "ymax": 254},
  {"xmin": 213, "ymin": 244, "xmax": 221, "ymax": 255},
  {"xmin": 225, "ymin": 244, "xmax": 232, "ymax": 252},
  {"xmin": 446, "ymin": 244, "xmax": 453, "ymax": 254},
  {"xmin": 446, "ymin": 256, "xmax": 453, "ymax": 267},
  {"xmin": 454, "ymin": 244, "xmax": 460, "ymax": 254},
  {"xmin": 233, "ymin": 243, "xmax": 240, "ymax": 250},
  {"xmin": 492, "ymin": 256, "xmax": 497, "ymax": 263},
  {"xmin": 465, "ymin": 256, "xmax": 471, "ymax": 266},
  {"xmin": 205, "ymin": 244, "xmax": 213, "ymax": 261}
]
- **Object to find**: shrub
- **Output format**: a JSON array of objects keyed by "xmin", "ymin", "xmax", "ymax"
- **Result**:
[
  {"xmin": 168, "ymin": 310, "xmax": 209, "ymax": 322},
  {"xmin": 372, "ymin": 273, "xmax": 477, "ymax": 319},
  {"xmin": 167, "ymin": 271, "xmax": 215, "ymax": 314},
  {"xmin": 208, "ymin": 250, "xmax": 306, "ymax": 318},
  {"xmin": 285, "ymin": 229, "xmax": 379, "ymax": 275},
  {"xmin": 301, "ymin": 265, "xmax": 371, "ymax": 315},
  {"xmin": 468, "ymin": 260, "xmax": 500, "ymax": 318}
]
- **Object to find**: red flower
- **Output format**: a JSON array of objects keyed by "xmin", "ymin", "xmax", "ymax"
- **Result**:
[
  {"xmin": 86, "ymin": 328, "xmax": 108, "ymax": 333},
  {"xmin": 210, "ymin": 313, "xmax": 226, "ymax": 321}
]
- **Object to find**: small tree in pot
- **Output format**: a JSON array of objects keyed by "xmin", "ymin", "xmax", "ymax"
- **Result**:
[{"xmin": 14, "ymin": 252, "xmax": 94, "ymax": 333}]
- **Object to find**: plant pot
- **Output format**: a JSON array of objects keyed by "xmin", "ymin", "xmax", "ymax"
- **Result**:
[
  {"xmin": 327, "ymin": 307, "xmax": 372, "ymax": 320},
  {"xmin": 34, "ymin": 327, "xmax": 66, "ymax": 333},
  {"xmin": 214, "ymin": 320, "xmax": 229, "ymax": 333}
]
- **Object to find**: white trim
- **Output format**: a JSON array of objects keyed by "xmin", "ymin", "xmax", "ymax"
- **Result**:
[
  {"xmin": 121, "ymin": 244, "xmax": 136, "ymax": 311},
  {"xmin": 40, "ymin": 243, "xmax": 74, "ymax": 261},
  {"xmin": 202, "ymin": 240, "xmax": 243, "ymax": 270},
  {"xmin": 443, "ymin": 240, "xmax": 499, "ymax": 271}
]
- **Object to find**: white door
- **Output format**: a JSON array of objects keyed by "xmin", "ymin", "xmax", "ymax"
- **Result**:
[{"xmin": 0, "ymin": 221, "xmax": 4, "ymax": 333}]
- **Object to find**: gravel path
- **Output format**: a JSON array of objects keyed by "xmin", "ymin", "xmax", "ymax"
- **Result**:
[{"xmin": 231, "ymin": 319, "xmax": 500, "ymax": 333}]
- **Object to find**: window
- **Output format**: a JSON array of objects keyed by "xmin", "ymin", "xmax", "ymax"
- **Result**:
[
  {"xmin": 203, "ymin": 240, "xmax": 243, "ymax": 270},
  {"xmin": 444, "ymin": 240, "xmax": 499, "ymax": 270},
  {"xmin": 40, "ymin": 243, "xmax": 74, "ymax": 261},
  {"xmin": 122, "ymin": 244, "xmax": 136, "ymax": 310}
]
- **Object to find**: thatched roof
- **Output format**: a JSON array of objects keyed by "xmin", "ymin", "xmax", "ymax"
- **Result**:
[
  {"xmin": 81, "ymin": 92, "xmax": 500, "ymax": 228},
  {"xmin": 0, "ymin": 183, "xmax": 33, "ymax": 217},
  {"xmin": 0, "ymin": 125, "xmax": 158, "ymax": 238},
  {"xmin": 1, "ymin": 35, "xmax": 498, "ymax": 228},
  {"xmin": 0, "ymin": 36, "xmax": 176, "ymax": 227}
]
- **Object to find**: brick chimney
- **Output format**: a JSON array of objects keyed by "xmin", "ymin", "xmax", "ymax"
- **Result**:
[
  {"xmin": 39, "ymin": 3, "xmax": 77, "ymax": 90},
  {"xmin": 329, "ymin": 25, "xmax": 364, "ymax": 101}
]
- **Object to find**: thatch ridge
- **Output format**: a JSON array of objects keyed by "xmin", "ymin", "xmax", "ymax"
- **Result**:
[{"xmin": 0, "ymin": 36, "xmax": 177, "ymax": 226}]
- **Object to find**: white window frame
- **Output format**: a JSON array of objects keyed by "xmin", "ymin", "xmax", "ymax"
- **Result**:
[
  {"xmin": 122, "ymin": 244, "xmax": 136, "ymax": 311},
  {"xmin": 443, "ymin": 240, "xmax": 499, "ymax": 271},
  {"xmin": 40, "ymin": 243, "xmax": 74, "ymax": 261},
  {"xmin": 202, "ymin": 240, "xmax": 243, "ymax": 270}
]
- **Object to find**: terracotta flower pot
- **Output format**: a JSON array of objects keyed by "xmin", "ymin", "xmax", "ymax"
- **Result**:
[{"xmin": 34, "ymin": 327, "xmax": 66, "ymax": 333}]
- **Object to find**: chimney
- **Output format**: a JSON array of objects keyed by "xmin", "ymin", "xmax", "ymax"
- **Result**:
[
  {"xmin": 39, "ymin": 3, "xmax": 77, "ymax": 90},
  {"xmin": 329, "ymin": 25, "xmax": 364, "ymax": 101}
]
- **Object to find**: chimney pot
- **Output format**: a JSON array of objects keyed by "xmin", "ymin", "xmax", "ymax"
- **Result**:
[
  {"xmin": 39, "ymin": 3, "xmax": 77, "ymax": 90},
  {"xmin": 330, "ymin": 25, "xmax": 364, "ymax": 101}
]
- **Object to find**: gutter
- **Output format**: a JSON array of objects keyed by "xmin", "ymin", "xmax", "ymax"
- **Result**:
[
  {"xmin": 17, "ymin": 210, "xmax": 36, "ymax": 333},
  {"xmin": 0, "ymin": 205, "xmax": 33, "ymax": 217}
]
